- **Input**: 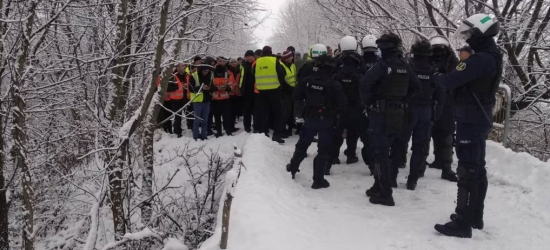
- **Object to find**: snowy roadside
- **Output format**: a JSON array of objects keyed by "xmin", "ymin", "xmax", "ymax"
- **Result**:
[{"xmin": 225, "ymin": 135, "xmax": 550, "ymax": 250}]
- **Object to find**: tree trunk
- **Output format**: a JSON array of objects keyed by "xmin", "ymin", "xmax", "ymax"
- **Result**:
[
  {"xmin": 0, "ymin": 0, "xmax": 10, "ymax": 247},
  {"xmin": 11, "ymin": 1, "xmax": 38, "ymax": 249},
  {"xmin": 106, "ymin": 0, "xmax": 130, "ymax": 239}
]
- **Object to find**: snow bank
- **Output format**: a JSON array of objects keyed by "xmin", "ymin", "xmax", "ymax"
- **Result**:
[
  {"xmin": 162, "ymin": 238, "xmax": 189, "ymax": 250},
  {"xmin": 225, "ymin": 135, "xmax": 550, "ymax": 250}
]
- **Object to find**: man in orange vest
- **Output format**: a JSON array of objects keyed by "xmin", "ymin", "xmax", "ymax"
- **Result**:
[
  {"xmin": 167, "ymin": 63, "xmax": 189, "ymax": 138},
  {"xmin": 240, "ymin": 50, "xmax": 257, "ymax": 133},
  {"xmin": 227, "ymin": 58, "xmax": 242, "ymax": 132},
  {"xmin": 211, "ymin": 57, "xmax": 234, "ymax": 137}
]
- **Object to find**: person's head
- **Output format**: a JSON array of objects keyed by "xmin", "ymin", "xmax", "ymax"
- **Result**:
[
  {"xmin": 410, "ymin": 39, "xmax": 433, "ymax": 58},
  {"xmin": 455, "ymin": 14, "xmax": 500, "ymax": 51},
  {"xmin": 217, "ymin": 57, "xmax": 228, "ymax": 66},
  {"xmin": 327, "ymin": 46, "xmax": 333, "ymax": 57},
  {"xmin": 176, "ymin": 63, "xmax": 187, "ymax": 75},
  {"xmin": 237, "ymin": 57, "xmax": 243, "ymax": 64},
  {"xmin": 294, "ymin": 52, "xmax": 302, "ymax": 61},
  {"xmin": 281, "ymin": 50, "xmax": 293, "ymax": 64},
  {"xmin": 198, "ymin": 65, "xmax": 212, "ymax": 75},
  {"xmin": 457, "ymin": 45, "xmax": 473, "ymax": 61},
  {"xmin": 286, "ymin": 46, "xmax": 296, "ymax": 54},
  {"xmin": 376, "ymin": 32, "xmax": 402, "ymax": 57},
  {"xmin": 361, "ymin": 34, "xmax": 378, "ymax": 53},
  {"xmin": 310, "ymin": 44, "xmax": 328, "ymax": 59},
  {"xmin": 339, "ymin": 36, "xmax": 358, "ymax": 52},
  {"xmin": 229, "ymin": 58, "xmax": 239, "ymax": 68},
  {"xmin": 244, "ymin": 50, "xmax": 255, "ymax": 63},
  {"xmin": 262, "ymin": 46, "xmax": 273, "ymax": 56},
  {"xmin": 254, "ymin": 49, "xmax": 262, "ymax": 58},
  {"xmin": 429, "ymin": 36, "xmax": 451, "ymax": 59},
  {"xmin": 204, "ymin": 56, "xmax": 216, "ymax": 66}
]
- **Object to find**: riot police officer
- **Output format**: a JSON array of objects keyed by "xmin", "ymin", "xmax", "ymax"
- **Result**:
[
  {"xmin": 360, "ymin": 33, "xmax": 421, "ymax": 206},
  {"xmin": 286, "ymin": 46, "xmax": 347, "ymax": 189},
  {"xmin": 361, "ymin": 34, "xmax": 380, "ymax": 71},
  {"xmin": 427, "ymin": 35, "xmax": 459, "ymax": 182},
  {"xmin": 392, "ymin": 40, "xmax": 445, "ymax": 191},
  {"xmin": 331, "ymin": 36, "xmax": 368, "ymax": 170},
  {"xmin": 434, "ymin": 14, "xmax": 502, "ymax": 238}
]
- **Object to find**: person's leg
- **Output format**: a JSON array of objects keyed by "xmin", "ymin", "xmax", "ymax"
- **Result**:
[
  {"xmin": 192, "ymin": 103, "xmax": 204, "ymax": 140},
  {"xmin": 172, "ymin": 100, "xmax": 184, "ymax": 137},
  {"xmin": 253, "ymin": 93, "xmax": 262, "ymax": 133},
  {"xmin": 312, "ymin": 118, "xmax": 335, "ymax": 189},
  {"xmin": 367, "ymin": 113, "xmax": 394, "ymax": 206},
  {"xmin": 222, "ymin": 99, "xmax": 233, "ymax": 134},
  {"xmin": 287, "ymin": 118, "xmax": 318, "ymax": 177},
  {"xmin": 407, "ymin": 106, "xmax": 432, "ymax": 189},
  {"xmin": 211, "ymin": 101, "xmax": 223, "ymax": 136},
  {"xmin": 201, "ymin": 103, "xmax": 211, "ymax": 139},
  {"xmin": 243, "ymin": 96, "xmax": 253, "ymax": 132}
]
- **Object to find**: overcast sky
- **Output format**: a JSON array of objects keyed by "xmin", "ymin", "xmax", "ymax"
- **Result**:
[{"xmin": 253, "ymin": 0, "xmax": 288, "ymax": 48}]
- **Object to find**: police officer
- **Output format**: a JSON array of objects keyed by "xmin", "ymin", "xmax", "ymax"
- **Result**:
[
  {"xmin": 360, "ymin": 33, "xmax": 421, "ymax": 206},
  {"xmin": 392, "ymin": 40, "xmax": 445, "ymax": 191},
  {"xmin": 331, "ymin": 36, "xmax": 366, "ymax": 168},
  {"xmin": 286, "ymin": 45, "xmax": 347, "ymax": 189},
  {"xmin": 427, "ymin": 35, "xmax": 459, "ymax": 182},
  {"xmin": 361, "ymin": 34, "xmax": 380, "ymax": 71},
  {"xmin": 434, "ymin": 14, "xmax": 502, "ymax": 238}
]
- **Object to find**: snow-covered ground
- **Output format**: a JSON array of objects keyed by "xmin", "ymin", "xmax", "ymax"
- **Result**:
[{"xmin": 222, "ymin": 134, "xmax": 550, "ymax": 250}]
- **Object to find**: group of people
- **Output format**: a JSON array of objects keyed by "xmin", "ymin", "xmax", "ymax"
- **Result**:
[
  {"xmin": 156, "ymin": 13, "xmax": 502, "ymax": 239},
  {"xmin": 283, "ymin": 14, "xmax": 502, "ymax": 239}
]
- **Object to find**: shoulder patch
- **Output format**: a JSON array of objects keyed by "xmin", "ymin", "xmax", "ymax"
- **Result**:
[{"xmin": 456, "ymin": 62, "xmax": 466, "ymax": 71}]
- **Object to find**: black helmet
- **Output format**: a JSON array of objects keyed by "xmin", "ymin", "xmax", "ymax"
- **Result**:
[{"xmin": 376, "ymin": 33, "xmax": 402, "ymax": 49}]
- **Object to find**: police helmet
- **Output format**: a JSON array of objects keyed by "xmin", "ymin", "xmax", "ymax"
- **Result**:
[
  {"xmin": 361, "ymin": 34, "xmax": 378, "ymax": 52},
  {"xmin": 310, "ymin": 44, "xmax": 328, "ymax": 58},
  {"xmin": 429, "ymin": 36, "xmax": 450, "ymax": 47},
  {"xmin": 455, "ymin": 14, "xmax": 500, "ymax": 40},
  {"xmin": 339, "ymin": 36, "xmax": 358, "ymax": 51},
  {"xmin": 411, "ymin": 39, "xmax": 433, "ymax": 56}
]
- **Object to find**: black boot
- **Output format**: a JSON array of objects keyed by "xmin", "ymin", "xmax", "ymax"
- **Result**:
[
  {"xmin": 428, "ymin": 161, "xmax": 443, "ymax": 169},
  {"xmin": 272, "ymin": 135, "xmax": 285, "ymax": 144},
  {"xmin": 441, "ymin": 170, "xmax": 459, "ymax": 182},
  {"xmin": 346, "ymin": 155, "xmax": 359, "ymax": 164},
  {"xmin": 369, "ymin": 194, "xmax": 395, "ymax": 206},
  {"xmin": 312, "ymin": 157, "xmax": 330, "ymax": 189},
  {"xmin": 365, "ymin": 182, "xmax": 381, "ymax": 197},
  {"xmin": 406, "ymin": 180, "xmax": 417, "ymax": 191},
  {"xmin": 332, "ymin": 158, "xmax": 340, "ymax": 165},
  {"xmin": 450, "ymin": 213, "xmax": 484, "ymax": 230},
  {"xmin": 434, "ymin": 219, "xmax": 472, "ymax": 238},
  {"xmin": 324, "ymin": 165, "xmax": 331, "ymax": 175},
  {"xmin": 286, "ymin": 164, "xmax": 300, "ymax": 179}
]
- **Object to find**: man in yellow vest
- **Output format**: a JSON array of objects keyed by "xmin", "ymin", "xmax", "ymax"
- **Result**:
[
  {"xmin": 254, "ymin": 46, "xmax": 286, "ymax": 143},
  {"xmin": 278, "ymin": 50, "xmax": 297, "ymax": 138}
]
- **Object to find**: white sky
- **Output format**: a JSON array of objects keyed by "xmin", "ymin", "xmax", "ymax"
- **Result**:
[{"xmin": 253, "ymin": 0, "xmax": 288, "ymax": 49}]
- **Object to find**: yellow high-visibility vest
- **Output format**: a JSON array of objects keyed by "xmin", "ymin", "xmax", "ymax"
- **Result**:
[
  {"xmin": 190, "ymin": 72, "xmax": 212, "ymax": 103},
  {"xmin": 255, "ymin": 57, "xmax": 280, "ymax": 90},
  {"xmin": 279, "ymin": 62, "xmax": 297, "ymax": 87}
]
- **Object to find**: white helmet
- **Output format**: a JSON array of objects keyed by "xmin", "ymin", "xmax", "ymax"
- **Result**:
[
  {"xmin": 429, "ymin": 36, "xmax": 450, "ymax": 47},
  {"xmin": 455, "ymin": 14, "xmax": 500, "ymax": 40},
  {"xmin": 339, "ymin": 36, "xmax": 358, "ymax": 51},
  {"xmin": 310, "ymin": 44, "xmax": 328, "ymax": 58},
  {"xmin": 361, "ymin": 35, "xmax": 377, "ymax": 52}
]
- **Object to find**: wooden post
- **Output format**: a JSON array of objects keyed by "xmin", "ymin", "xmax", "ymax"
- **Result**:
[{"xmin": 220, "ymin": 145, "xmax": 244, "ymax": 249}]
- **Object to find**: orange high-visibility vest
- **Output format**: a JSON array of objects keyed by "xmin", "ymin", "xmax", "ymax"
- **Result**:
[
  {"xmin": 185, "ymin": 74, "xmax": 191, "ymax": 99},
  {"xmin": 171, "ymin": 75, "xmax": 185, "ymax": 100},
  {"xmin": 156, "ymin": 76, "xmax": 171, "ymax": 101},
  {"xmin": 213, "ymin": 72, "xmax": 230, "ymax": 100},
  {"xmin": 252, "ymin": 61, "xmax": 259, "ymax": 94},
  {"xmin": 228, "ymin": 70, "xmax": 241, "ymax": 97}
]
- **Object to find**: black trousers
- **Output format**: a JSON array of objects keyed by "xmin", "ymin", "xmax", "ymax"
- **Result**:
[
  {"xmin": 171, "ymin": 100, "xmax": 185, "ymax": 136},
  {"xmin": 281, "ymin": 91, "xmax": 294, "ymax": 132},
  {"xmin": 230, "ymin": 95, "xmax": 243, "ymax": 128},
  {"xmin": 258, "ymin": 88, "xmax": 283, "ymax": 137},
  {"xmin": 242, "ymin": 95, "xmax": 255, "ymax": 131},
  {"xmin": 211, "ymin": 99, "xmax": 232, "ymax": 134},
  {"xmin": 430, "ymin": 100, "xmax": 455, "ymax": 171},
  {"xmin": 158, "ymin": 100, "xmax": 173, "ymax": 133},
  {"xmin": 332, "ymin": 106, "xmax": 372, "ymax": 169},
  {"xmin": 289, "ymin": 117, "xmax": 335, "ymax": 182}
]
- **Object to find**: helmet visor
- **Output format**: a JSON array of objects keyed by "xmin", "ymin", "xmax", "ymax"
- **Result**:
[{"xmin": 454, "ymin": 20, "xmax": 474, "ymax": 40}]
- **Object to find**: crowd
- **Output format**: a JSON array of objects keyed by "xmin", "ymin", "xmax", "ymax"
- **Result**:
[{"xmin": 156, "ymin": 13, "xmax": 502, "ymax": 239}]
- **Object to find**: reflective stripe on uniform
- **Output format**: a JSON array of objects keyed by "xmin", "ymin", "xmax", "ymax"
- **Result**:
[
  {"xmin": 280, "ymin": 62, "xmax": 297, "ymax": 87},
  {"xmin": 171, "ymin": 75, "xmax": 185, "ymax": 100}
]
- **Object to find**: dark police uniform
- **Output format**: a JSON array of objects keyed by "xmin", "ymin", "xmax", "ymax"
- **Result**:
[
  {"xmin": 429, "ymin": 47, "xmax": 459, "ymax": 177},
  {"xmin": 433, "ymin": 38, "xmax": 502, "ymax": 231},
  {"xmin": 287, "ymin": 58, "xmax": 347, "ymax": 189},
  {"xmin": 392, "ymin": 56, "xmax": 445, "ymax": 189},
  {"xmin": 360, "ymin": 52, "xmax": 421, "ymax": 204},
  {"xmin": 331, "ymin": 52, "xmax": 371, "ymax": 170}
]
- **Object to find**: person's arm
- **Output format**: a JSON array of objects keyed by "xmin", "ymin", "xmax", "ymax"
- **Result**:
[
  {"xmin": 405, "ymin": 65, "xmax": 421, "ymax": 101},
  {"xmin": 433, "ymin": 54, "xmax": 490, "ymax": 90},
  {"xmin": 292, "ymin": 76, "xmax": 307, "ymax": 101},
  {"xmin": 359, "ymin": 62, "xmax": 385, "ymax": 105}
]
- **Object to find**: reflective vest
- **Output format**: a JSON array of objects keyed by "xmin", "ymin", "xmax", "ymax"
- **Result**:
[
  {"xmin": 255, "ymin": 57, "xmax": 280, "ymax": 90},
  {"xmin": 171, "ymin": 75, "xmax": 185, "ymax": 100},
  {"xmin": 190, "ymin": 72, "xmax": 213, "ymax": 103},
  {"xmin": 156, "ymin": 76, "xmax": 171, "ymax": 101},
  {"xmin": 213, "ymin": 72, "xmax": 230, "ymax": 100},
  {"xmin": 185, "ymin": 75, "xmax": 191, "ymax": 99},
  {"xmin": 228, "ymin": 70, "xmax": 241, "ymax": 96},
  {"xmin": 252, "ymin": 61, "xmax": 259, "ymax": 94},
  {"xmin": 279, "ymin": 62, "xmax": 297, "ymax": 87}
]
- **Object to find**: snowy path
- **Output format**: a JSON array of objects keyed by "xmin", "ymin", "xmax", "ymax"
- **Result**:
[{"xmin": 227, "ymin": 134, "xmax": 550, "ymax": 250}]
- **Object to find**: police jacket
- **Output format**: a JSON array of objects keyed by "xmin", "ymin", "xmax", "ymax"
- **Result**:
[
  {"xmin": 363, "ymin": 52, "xmax": 380, "ymax": 72},
  {"xmin": 433, "ymin": 38, "xmax": 502, "ymax": 125},
  {"xmin": 293, "ymin": 65, "xmax": 347, "ymax": 119},
  {"xmin": 407, "ymin": 56, "xmax": 445, "ymax": 108},
  {"xmin": 359, "ymin": 52, "xmax": 421, "ymax": 106},
  {"xmin": 333, "ymin": 63, "xmax": 364, "ymax": 107}
]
